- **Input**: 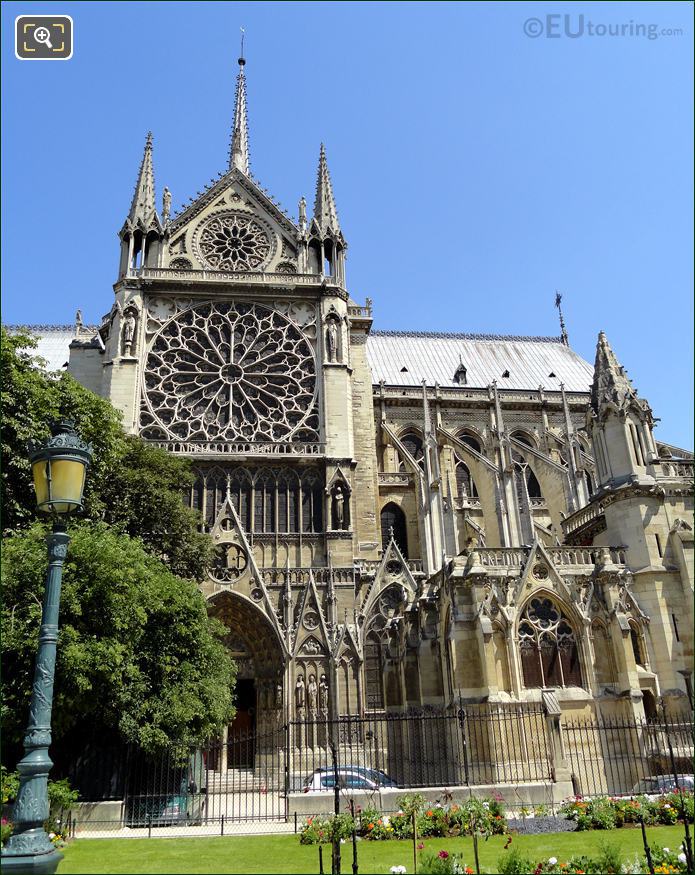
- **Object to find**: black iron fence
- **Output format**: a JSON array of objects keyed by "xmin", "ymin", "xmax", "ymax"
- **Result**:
[
  {"xmin": 564, "ymin": 711, "xmax": 694, "ymax": 798},
  {"xmin": 52, "ymin": 705, "xmax": 693, "ymax": 836}
]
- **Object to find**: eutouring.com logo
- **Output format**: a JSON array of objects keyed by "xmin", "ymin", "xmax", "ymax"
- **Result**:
[{"xmin": 523, "ymin": 14, "xmax": 684, "ymax": 40}]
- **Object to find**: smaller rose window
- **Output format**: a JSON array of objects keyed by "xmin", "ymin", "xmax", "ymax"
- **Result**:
[{"xmin": 197, "ymin": 213, "xmax": 272, "ymax": 271}]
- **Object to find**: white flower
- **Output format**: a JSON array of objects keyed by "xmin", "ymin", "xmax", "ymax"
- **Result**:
[
  {"xmin": 664, "ymin": 804, "xmax": 671, "ymax": 809},
  {"xmin": 340, "ymin": 839, "xmax": 346, "ymax": 844},
  {"xmin": 548, "ymin": 858, "xmax": 558, "ymax": 866},
  {"xmin": 678, "ymin": 853, "xmax": 687, "ymax": 864},
  {"xmin": 382, "ymin": 815, "xmax": 390, "ymax": 826},
  {"xmin": 390, "ymin": 867, "xmax": 407, "ymax": 874},
  {"xmin": 663, "ymin": 848, "xmax": 670, "ymax": 854},
  {"xmin": 435, "ymin": 803, "xmax": 442, "ymax": 808},
  {"xmin": 483, "ymin": 802, "xmax": 489, "ymax": 809},
  {"xmin": 48, "ymin": 833, "xmax": 56, "ymax": 839}
]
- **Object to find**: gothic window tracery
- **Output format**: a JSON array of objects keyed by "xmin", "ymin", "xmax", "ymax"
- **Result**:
[
  {"xmin": 455, "ymin": 458, "xmax": 479, "ymax": 498},
  {"xmin": 398, "ymin": 431, "xmax": 424, "ymax": 470},
  {"xmin": 195, "ymin": 213, "xmax": 273, "ymax": 271},
  {"xmin": 518, "ymin": 596, "xmax": 583, "ymax": 689},
  {"xmin": 190, "ymin": 466, "xmax": 323, "ymax": 534},
  {"xmin": 141, "ymin": 301, "xmax": 318, "ymax": 443}
]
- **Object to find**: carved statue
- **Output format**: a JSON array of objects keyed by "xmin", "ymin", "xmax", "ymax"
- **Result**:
[
  {"xmin": 332, "ymin": 484, "xmax": 346, "ymax": 530},
  {"xmin": 319, "ymin": 674, "xmax": 329, "ymax": 714},
  {"xmin": 307, "ymin": 674, "xmax": 318, "ymax": 712},
  {"xmin": 75, "ymin": 309, "xmax": 83, "ymax": 329},
  {"xmin": 298, "ymin": 196, "xmax": 307, "ymax": 232},
  {"xmin": 122, "ymin": 310, "xmax": 137, "ymax": 355},
  {"xmin": 275, "ymin": 682, "xmax": 283, "ymax": 710},
  {"xmin": 162, "ymin": 187, "xmax": 172, "ymax": 224},
  {"xmin": 295, "ymin": 675, "xmax": 305, "ymax": 710},
  {"xmin": 326, "ymin": 319, "xmax": 339, "ymax": 363}
]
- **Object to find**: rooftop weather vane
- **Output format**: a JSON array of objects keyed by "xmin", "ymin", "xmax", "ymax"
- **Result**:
[{"xmin": 555, "ymin": 291, "xmax": 569, "ymax": 346}]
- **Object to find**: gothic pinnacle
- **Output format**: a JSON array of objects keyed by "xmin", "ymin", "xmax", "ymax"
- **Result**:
[
  {"xmin": 128, "ymin": 131, "xmax": 157, "ymax": 225},
  {"xmin": 312, "ymin": 143, "xmax": 341, "ymax": 234},
  {"xmin": 590, "ymin": 330, "xmax": 637, "ymax": 413}
]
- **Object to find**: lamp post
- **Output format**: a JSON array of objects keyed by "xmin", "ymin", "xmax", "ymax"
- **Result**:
[{"xmin": 2, "ymin": 421, "xmax": 92, "ymax": 875}]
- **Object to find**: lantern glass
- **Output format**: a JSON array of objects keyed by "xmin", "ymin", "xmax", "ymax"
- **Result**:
[{"xmin": 29, "ymin": 420, "xmax": 92, "ymax": 516}]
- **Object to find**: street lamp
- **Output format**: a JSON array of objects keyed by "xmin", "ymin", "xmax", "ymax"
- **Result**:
[{"xmin": 2, "ymin": 420, "xmax": 92, "ymax": 875}]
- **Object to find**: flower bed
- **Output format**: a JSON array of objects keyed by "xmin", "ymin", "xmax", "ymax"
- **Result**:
[
  {"xmin": 299, "ymin": 796, "xmax": 508, "ymax": 844},
  {"xmin": 559, "ymin": 791, "xmax": 693, "ymax": 831}
]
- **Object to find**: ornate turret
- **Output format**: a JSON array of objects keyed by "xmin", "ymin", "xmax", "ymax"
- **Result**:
[
  {"xmin": 588, "ymin": 331, "xmax": 657, "ymax": 489},
  {"xmin": 118, "ymin": 133, "xmax": 164, "ymax": 277},
  {"xmin": 308, "ymin": 144, "xmax": 346, "ymax": 284},
  {"xmin": 228, "ymin": 53, "xmax": 250, "ymax": 174}
]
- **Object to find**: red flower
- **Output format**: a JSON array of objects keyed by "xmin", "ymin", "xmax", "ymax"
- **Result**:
[
  {"xmin": 504, "ymin": 837, "xmax": 513, "ymax": 849},
  {"xmin": 417, "ymin": 843, "xmax": 425, "ymax": 850},
  {"xmin": 438, "ymin": 851, "xmax": 449, "ymax": 859},
  {"xmin": 426, "ymin": 810, "xmax": 434, "ymax": 817}
]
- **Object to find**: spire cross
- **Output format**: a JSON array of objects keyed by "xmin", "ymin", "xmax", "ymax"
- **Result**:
[{"xmin": 239, "ymin": 27, "xmax": 245, "ymax": 63}]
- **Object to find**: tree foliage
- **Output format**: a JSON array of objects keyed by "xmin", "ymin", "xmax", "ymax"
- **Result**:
[
  {"xmin": 1, "ymin": 328, "xmax": 233, "ymax": 756},
  {"xmin": 2, "ymin": 522, "xmax": 236, "ymax": 754},
  {"xmin": 1, "ymin": 327, "xmax": 212, "ymax": 578}
]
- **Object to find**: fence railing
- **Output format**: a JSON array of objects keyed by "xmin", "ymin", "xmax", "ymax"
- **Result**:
[
  {"xmin": 53, "ymin": 706, "xmax": 693, "ymax": 837},
  {"xmin": 564, "ymin": 712, "xmax": 694, "ymax": 798}
]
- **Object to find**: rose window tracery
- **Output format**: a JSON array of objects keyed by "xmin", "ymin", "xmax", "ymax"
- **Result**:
[
  {"xmin": 195, "ymin": 213, "xmax": 272, "ymax": 271},
  {"xmin": 142, "ymin": 302, "xmax": 318, "ymax": 442}
]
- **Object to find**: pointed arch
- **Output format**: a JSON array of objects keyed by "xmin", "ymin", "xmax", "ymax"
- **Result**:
[
  {"xmin": 398, "ymin": 430, "xmax": 424, "ymax": 471},
  {"xmin": 380, "ymin": 502, "xmax": 408, "ymax": 558},
  {"xmin": 517, "ymin": 594, "xmax": 583, "ymax": 690},
  {"xmin": 455, "ymin": 458, "xmax": 479, "ymax": 498}
]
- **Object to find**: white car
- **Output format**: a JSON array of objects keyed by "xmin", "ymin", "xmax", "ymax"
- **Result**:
[
  {"xmin": 303, "ymin": 766, "xmax": 398, "ymax": 793},
  {"xmin": 630, "ymin": 774, "xmax": 694, "ymax": 796}
]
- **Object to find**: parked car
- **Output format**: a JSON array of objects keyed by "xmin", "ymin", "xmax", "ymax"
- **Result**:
[
  {"xmin": 630, "ymin": 774, "xmax": 694, "ymax": 795},
  {"xmin": 303, "ymin": 766, "xmax": 398, "ymax": 792},
  {"xmin": 125, "ymin": 751, "xmax": 207, "ymax": 826}
]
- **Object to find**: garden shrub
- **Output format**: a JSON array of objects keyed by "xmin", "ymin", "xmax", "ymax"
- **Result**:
[
  {"xmin": 497, "ymin": 847, "xmax": 535, "ymax": 875},
  {"xmin": 299, "ymin": 812, "xmax": 355, "ymax": 845}
]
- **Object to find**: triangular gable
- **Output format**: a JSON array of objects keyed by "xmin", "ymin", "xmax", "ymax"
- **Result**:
[
  {"xmin": 168, "ymin": 166, "xmax": 297, "ymax": 238},
  {"xmin": 360, "ymin": 534, "xmax": 418, "ymax": 621},
  {"xmin": 219, "ymin": 498, "xmax": 288, "ymax": 656},
  {"xmin": 292, "ymin": 570, "xmax": 330, "ymax": 656},
  {"xmin": 512, "ymin": 538, "xmax": 574, "ymax": 609}
]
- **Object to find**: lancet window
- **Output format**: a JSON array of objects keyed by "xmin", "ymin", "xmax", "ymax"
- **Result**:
[{"xmin": 518, "ymin": 597, "xmax": 583, "ymax": 689}]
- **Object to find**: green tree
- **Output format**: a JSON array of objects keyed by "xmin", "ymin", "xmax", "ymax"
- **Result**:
[
  {"xmin": 1, "ymin": 521, "xmax": 235, "ymax": 754},
  {"xmin": 1, "ymin": 327, "xmax": 211, "ymax": 578}
]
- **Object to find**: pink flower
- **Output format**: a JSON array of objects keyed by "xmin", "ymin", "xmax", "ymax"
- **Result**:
[
  {"xmin": 438, "ymin": 851, "xmax": 450, "ymax": 859},
  {"xmin": 417, "ymin": 842, "xmax": 425, "ymax": 850}
]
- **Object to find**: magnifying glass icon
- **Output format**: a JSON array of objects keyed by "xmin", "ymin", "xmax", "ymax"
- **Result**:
[{"xmin": 34, "ymin": 26, "xmax": 53, "ymax": 49}]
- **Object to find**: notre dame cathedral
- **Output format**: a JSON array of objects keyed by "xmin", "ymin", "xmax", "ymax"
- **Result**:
[{"xmin": 24, "ymin": 55, "xmax": 693, "ymax": 754}]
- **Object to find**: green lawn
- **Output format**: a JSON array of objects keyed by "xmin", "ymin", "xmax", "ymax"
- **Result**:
[{"xmin": 57, "ymin": 825, "xmax": 687, "ymax": 874}]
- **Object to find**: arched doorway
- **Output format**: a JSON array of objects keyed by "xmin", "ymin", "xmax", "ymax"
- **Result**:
[
  {"xmin": 380, "ymin": 502, "xmax": 409, "ymax": 558},
  {"xmin": 207, "ymin": 592, "xmax": 285, "ymax": 769}
]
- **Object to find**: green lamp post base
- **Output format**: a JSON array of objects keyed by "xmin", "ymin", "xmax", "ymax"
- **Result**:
[{"xmin": 1, "ymin": 835, "xmax": 63, "ymax": 875}]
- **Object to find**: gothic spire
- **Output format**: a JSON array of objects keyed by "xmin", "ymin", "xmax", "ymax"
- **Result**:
[
  {"xmin": 555, "ymin": 291, "xmax": 569, "ymax": 346},
  {"xmin": 128, "ymin": 132, "xmax": 157, "ymax": 225},
  {"xmin": 312, "ymin": 144, "xmax": 341, "ymax": 234},
  {"xmin": 590, "ymin": 331, "xmax": 637, "ymax": 414},
  {"xmin": 228, "ymin": 47, "xmax": 250, "ymax": 174}
]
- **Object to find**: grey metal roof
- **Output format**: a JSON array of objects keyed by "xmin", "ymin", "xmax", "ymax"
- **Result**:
[
  {"xmin": 5, "ymin": 325, "xmax": 76, "ymax": 372},
  {"xmin": 366, "ymin": 331, "xmax": 594, "ymax": 392}
]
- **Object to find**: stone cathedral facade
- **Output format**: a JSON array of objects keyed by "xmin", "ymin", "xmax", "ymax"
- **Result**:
[{"xmin": 33, "ymin": 58, "xmax": 693, "ymax": 742}]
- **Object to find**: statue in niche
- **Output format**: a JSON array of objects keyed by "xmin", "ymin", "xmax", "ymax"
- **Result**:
[
  {"xmin": 307, "ymin": 674, "xmax": 318, "ymax": 712},
  {"xmin": 295, "ymin": 675, "xmax": 305, "ymax": 711},
  {"xmin": 275, "ymin": 682, "xmax": 283, "ymax": 710},
  {"xmin": 122, "ymin": 309, "xmax": 137, "ymax": 356},
  {"xmin": 326, "ymin": 319, "xmax": 339, "ymax": 363},
  {"xmin": 332, "ymin": 484, "xmax": 347, "ymax": 530},
  {"xmin": 319, "ymin": 674, "xmax": 329, "ymax": 714}
]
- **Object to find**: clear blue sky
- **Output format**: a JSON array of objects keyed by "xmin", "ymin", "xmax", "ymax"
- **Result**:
[{"xmin": 2, "ymin": 1, "xmax": 692, "ymax": 448}]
